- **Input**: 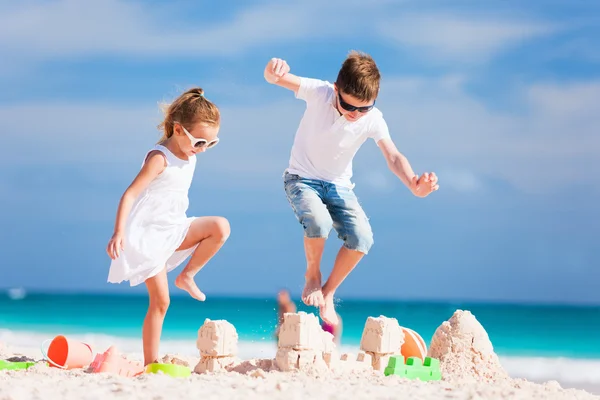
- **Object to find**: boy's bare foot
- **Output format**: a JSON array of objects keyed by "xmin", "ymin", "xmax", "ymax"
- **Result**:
[
  {"xmin": 319, "ymin": 294, "xmax": 339, "ymax": 325},
  {"xmin": 175, "ymin": 274, "xmax": 206, "ymax": 301},
  {"xmin": 302, "ymin": 278, "xmax": 324, "ymax": 307}
]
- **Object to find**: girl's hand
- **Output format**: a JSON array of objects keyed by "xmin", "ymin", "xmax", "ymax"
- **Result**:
[{"xmin": 107, "ymin": 232, "xmax": 124, "ymax": 259}]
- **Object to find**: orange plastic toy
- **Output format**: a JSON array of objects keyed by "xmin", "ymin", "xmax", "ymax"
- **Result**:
[
  {"xmin": 400, "ymin": 327, "xmax": 427, "ymax": 360},
  {"xmin": 42, "ymin": 335, "xmax": 93, "ymax": 369}
]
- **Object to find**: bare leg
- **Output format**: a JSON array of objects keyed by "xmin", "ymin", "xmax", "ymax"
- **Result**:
[
  {"xmin": 320, "ymin": 246, "xmax": 365, "ymax": 325},
  {"xmin": 143, "ymin": 267, "xmax": 169, "ymax": 366},
  {"xmin": 174, "ymin": 216, "xmax": 230, "ymax": 301},
  {"xmin": 302, "ymin": 237, "xmax": 326, "ymax": 307}
]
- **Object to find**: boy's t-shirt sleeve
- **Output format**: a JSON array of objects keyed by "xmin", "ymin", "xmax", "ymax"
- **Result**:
[
  {"xmin": 369, "ymin": 113, "xmax": 392, "ymax": 142},
  {"xmin": 295, "ymin": 77, "xmax": 330, "ymax": 103}
]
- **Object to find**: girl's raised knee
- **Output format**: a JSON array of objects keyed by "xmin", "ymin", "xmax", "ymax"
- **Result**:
[{"xmin": 211, "ymin": 216, "xmax": 231, "ymax": 242}]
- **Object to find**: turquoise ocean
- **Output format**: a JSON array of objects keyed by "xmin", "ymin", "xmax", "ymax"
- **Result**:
[{"xmin": 2, "ymin": 292, "xmax": 600, "ymax": 388}]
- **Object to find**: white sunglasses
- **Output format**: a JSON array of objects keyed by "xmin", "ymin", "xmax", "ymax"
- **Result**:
[{"xmin": 178, "ymin": 123, "xmax": 219, "ymax": 149}]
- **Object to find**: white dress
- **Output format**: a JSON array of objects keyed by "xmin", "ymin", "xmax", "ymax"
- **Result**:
[{"xmin": 108, "ymin": 144, "xmax": 198, "ymax": 286}]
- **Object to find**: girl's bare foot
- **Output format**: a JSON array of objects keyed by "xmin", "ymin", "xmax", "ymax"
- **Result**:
[{"xmin": 175, "ymin": 274, "xmax": 206, "ymax": 301}]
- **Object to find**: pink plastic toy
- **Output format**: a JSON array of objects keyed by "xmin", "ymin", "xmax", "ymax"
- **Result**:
[{"xmin": 89, "ymin": 346, "xmax": 144, "ymax": 377}]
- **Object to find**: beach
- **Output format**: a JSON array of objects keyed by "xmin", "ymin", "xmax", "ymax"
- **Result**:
[
  {"xmin": 3, "ymin": 310, "xmax": 600, "ymax": 400},
  {"xmin": 2, "ymin": 294, "xmax": 600, "ymax": 399},
  {"xmin": 1, "ymin": 342, "xmax": 599, "ymax": 400}
]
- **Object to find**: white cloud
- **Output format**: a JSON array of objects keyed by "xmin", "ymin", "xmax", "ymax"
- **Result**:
[
  {"xmin": 0, "ymin": 102, "xmax": 157, "ymax": 163},
  {"xmin": 0, "ymin": 0, "xmax": 593, "ymax": 195},
  {"xmin": 377, "ymin": 13, "xmax": 554, "ymax": 63},
  {"xmin": 1, "ymin": 75, "xmax": 598, "ymax": 194},
  {"xmin": 0, "ymin": 0, "xmax": 559, "ymax": 70},
  {"xmin": 527, "ymin": 82, "xmax": 600, "ymax": 121},
  {"xmin": 542, "ymin": 18, "xmax": 600, "ymax": 64},
  {"xmin": 0, "ymin": 97, "xmax": 303, "ymax": 180},
  {"xmin": 0, "ymin": 0, "xmax": 338, "ymax": 62},
  {"xmin": 357, "ymin": 170, "xmax": 396, "ymax": 194},
  {"xmin": 375, "ymin": 76, "xmax": 600, "ymax": 193},
  {"xmin": 437, "ymin": 169, "xmax": 483, "ymax": 193}
]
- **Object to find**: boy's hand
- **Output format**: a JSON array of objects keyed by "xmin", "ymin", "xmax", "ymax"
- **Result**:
[
  {"xmin": 410, "ymin": 172, "xmax": 439, "ymax": 197},
  {"xmin": 264, "ymin": 58, "xmax": 290, "ymax": 84}
]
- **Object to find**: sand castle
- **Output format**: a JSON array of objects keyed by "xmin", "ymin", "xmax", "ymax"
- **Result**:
[
  {"xmin": 359, "ymin": 316, "xmax": 405, "ymax": 371},
  {"xmin": 336, "ymin": 351, "xmax": 373, "ymax": 372},
  {"xmin": 274, "ymin": 312, "xmax": 332, "ymax": 372},
  {"xmin": 428, "ymin": 309, "xmax": 508, "ymax": 383},
  {"xmin": 194, "ymin": 319, "xmax": 239, "ymax": 373},
  {"xmin": 2, "ymin": 308, "xmax": 592, "ymax": 400},
  {"xmin": 356, "ymin": 351, "xmax": 373, "ymax": 365},
  {"xmin": 321, "ymin": 331, "xmax": 337, "ymax": 368},
  {"xmin": 188, "ymin": 309, "xmax": 506, "ymax": 381}
]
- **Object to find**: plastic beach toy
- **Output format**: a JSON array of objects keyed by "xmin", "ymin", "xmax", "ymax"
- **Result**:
[
  {"xmin": 89, "ymin": 346, "xmax": 144, "ymax": 377},
  {"xmin": 400, "ymin": 326, "xmax": 428, "ymax": 360},
  {"xmin": 384, "ymin": 355, "xmax": 442, "ymax": 381},
  {"xmin": 0, "ymin": 360, "xmax": 36, "ymax": 371},
  {"xmin": 41, "ymin": 335, "xmax": 93, "ymax": 369},
  {"xmin": 145, "ymin": 363, "xmax": 191, "ymax": 378}
]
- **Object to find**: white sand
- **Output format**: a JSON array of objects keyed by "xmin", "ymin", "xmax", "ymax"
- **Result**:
[
  {"xmin": 2, "ymin": 309, "xmax": 599, "ymax": 399},
  {"xmin": 1, "ymin": 345, "xmax": 599, "ymax": 400}
]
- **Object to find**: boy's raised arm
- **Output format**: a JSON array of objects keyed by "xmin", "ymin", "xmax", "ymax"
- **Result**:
[
  {"xmin": 377, "ymin": 137, "xmax": 439, "ymax": 198},
  {"xmin": 264, "ymin": 57, "xmax": 301, "ymax": 94}
]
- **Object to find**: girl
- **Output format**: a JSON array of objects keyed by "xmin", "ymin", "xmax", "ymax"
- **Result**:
[{"xmin": 106, "ymin": 87, "xmax": 230, "ymax": 365}]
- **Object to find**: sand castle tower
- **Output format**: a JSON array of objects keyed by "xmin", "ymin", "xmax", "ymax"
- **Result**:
[
  {"xmin": 359, "ymin": 316, "xmax": 405, "ymax": 371},
  {"xmin": 428, "ymin": 309, "xmax": 508, "ymax": 382},
  {"xmin": 275, "ymin": 312, "xmax": 334, "ymax": 372},
  {"xmin": 194, "ymin": 318, "xmax": 239, "ymax": 373}
]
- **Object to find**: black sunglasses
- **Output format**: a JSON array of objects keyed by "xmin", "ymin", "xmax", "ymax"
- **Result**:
[{"xmin": 338, "ymin": 92, "xmax": 375, "ymax": 113}]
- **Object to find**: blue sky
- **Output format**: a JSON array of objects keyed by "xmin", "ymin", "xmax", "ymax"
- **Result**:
[{"xmin": 0, "ymin": 0, "xmax": 598, "ymax": 304}]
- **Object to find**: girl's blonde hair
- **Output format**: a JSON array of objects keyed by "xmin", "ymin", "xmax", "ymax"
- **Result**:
[{"xmin": 157, "ymin": 87, "xmax": 220, "ymax": 143}]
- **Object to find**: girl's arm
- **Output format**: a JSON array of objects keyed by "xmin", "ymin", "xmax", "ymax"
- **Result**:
[{"xmin": 107, "ymin": 151, "xmax": 166, "ymax": 258}]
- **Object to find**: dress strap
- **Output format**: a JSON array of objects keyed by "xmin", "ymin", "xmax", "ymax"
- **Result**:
[{"xmin": 141, "ymin": 145, "xmax": 170, "ymax": 167}]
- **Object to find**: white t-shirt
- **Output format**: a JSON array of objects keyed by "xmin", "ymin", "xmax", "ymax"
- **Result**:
[{"xmin": 286, "ymin": 77, "xmax": 391, "ymax": 188}]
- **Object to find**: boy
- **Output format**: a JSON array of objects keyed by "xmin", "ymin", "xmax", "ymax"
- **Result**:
[{"xmin": 263, "ymin": 51, "xmax": 439, "ymax": 325}]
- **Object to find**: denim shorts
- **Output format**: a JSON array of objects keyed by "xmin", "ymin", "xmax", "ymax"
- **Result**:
[{"xmin": 283, "ymin": 172, "xmax": 374, "ymax": 254}]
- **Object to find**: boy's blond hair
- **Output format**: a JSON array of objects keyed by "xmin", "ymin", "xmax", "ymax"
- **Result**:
[{"xmin": 335, "ymin": 50, "xmax": 380, "ymax": 102}]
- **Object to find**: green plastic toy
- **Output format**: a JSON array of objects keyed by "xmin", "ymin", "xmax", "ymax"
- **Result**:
[
  {"xmin": 0, "ymin": 360, "xmax": 37, "ymax": 371},
  {"xmin": 383, "ymin": 356, "xmax": 442, "ymax": 381},
  {"xmin": 145, "ymin": 363, "xmax": 191, "ymax": 378}
]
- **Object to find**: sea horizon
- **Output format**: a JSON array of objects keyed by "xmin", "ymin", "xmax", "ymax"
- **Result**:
[
  {"xmin": 3, "ymin": 291, "xmax": 600, "ymax": 390},
  {"xmin": 2, "ymin": 291, "xmax": 599, "ymax": 357},
  {"xmin": 4, "ymin": 287, "xmax": 600, "ymax": 308}
]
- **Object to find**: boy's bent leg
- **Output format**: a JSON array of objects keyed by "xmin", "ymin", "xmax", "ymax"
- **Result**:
[
  {"xmin": 320, "ymin": 185, "xmax": 374, "ymax": 324},
  {"xmin": 284, "ymin": 173, "xmax": 333, "ymax": 307},
  {"xmin": 321, "ymin": 247, "xmax": 365, "ymax": 324},
  {"xmin": 303, "ymin": 237, "xmax": 326, "ymax": 306}
]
